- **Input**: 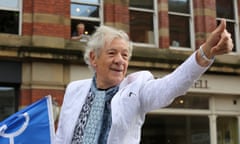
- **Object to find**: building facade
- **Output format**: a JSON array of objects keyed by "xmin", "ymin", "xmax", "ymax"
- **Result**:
[{"xmin": 0, "ymin": 0, "xmax": 239, "ymax": 144}]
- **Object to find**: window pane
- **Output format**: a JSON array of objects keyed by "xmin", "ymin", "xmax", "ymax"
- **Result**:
[
  {"xmin": 0, "ymin": 10, "xmax": 19, "ymax": 34},
  {"xmin": 216, "ymin": 0, "xmax": 234, "ymax": 19},
  {"xmin": 130, "ymin": 11, "xmax": 154, "ymax": 44},
  {"xmin": 169, "ymin": 15, "xmax": 190, "ymax": 48},
  {"xmin": 72, "ymin": 0, "xmax": 99, "ymax": 4},
  {"xmin": 217, "ymin": 117, "xmax": 238, "ymax": 144},
  {"xmin": 0, "ymin": 87, "xmax": 16, "ymax": 121},
  {"xmin": 169, "ymin": 0, "xmax": 189, "ymax": 13},
  {"xmin": 130, "ymin": 0, "xmax": 153, "ymax": 9},
  {"xmin": 71, "ymin": 4, "xmax": 99, "ymax": 18},
  {"xmin": 141, "ymin": 115, "xmax": 210, "ymax": 144},
  {"xmin": 167, "ymin": 95, "xmax": 209, "ymax": 109},
  {"xmin": 0, "ymin": 0, "xmax": 19, "ymax": 9}
]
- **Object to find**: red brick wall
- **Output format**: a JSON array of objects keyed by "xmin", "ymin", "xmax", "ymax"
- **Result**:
[
  {"xmin": 22, "ymin": 0, "xmax": 71, "ymax": 39},
  {"xmin": 104, "ymin": 1, "xmax": 129, "ymax": 32},
  {"xmin": 158, "ymin": 0, "xmax": 169, "ymax": 49},
  {"xmin": 20, "ymin": 88, "xmax": 65, "ymax": 107},
  {"xmin": 22, "ymin": 0, "xmax": 33, "ymax": 36},
  {"xmin": 193, "ymin": 0, "xmax": 217, "ymax": 48}
]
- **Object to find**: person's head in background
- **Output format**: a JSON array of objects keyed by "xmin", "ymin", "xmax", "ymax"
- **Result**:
[{"xmin": 76, "ymin": 23, "xmax": 85, "ymax": 36}]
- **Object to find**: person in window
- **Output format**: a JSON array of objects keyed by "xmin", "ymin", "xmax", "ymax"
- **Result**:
[
  {"xmin": 71, "ymin": 23, "xmax": 89, "ymax": 42},
  {"xmin": 54, "ymin": 19, "xmax": 233, "ymax": 144}
]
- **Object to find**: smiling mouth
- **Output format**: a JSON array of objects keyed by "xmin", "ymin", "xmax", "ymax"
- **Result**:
[{"xmin": 110, "ymin": 68, "xmax": 123, "ymax": 72}]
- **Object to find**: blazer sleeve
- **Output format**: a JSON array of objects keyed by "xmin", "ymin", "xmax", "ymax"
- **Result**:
[
  {"xmin": 140, "ymin": 51, "xmax": 212, "ymax": 113},
  {"xmin": 54, "ymin": 79, "xmax": 91, "ymax": 144}
]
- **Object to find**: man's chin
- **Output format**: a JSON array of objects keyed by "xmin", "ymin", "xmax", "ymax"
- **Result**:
[{"xmin": 111, "ymin": 77, "xmax": 123, "ymax": 84}]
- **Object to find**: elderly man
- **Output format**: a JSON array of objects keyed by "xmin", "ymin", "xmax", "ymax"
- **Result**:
[
  {"xmin": 55, "ymin": 19, "xmax": 233, "ymax": 144},
  {"xmin": 72, "ymin": 23, "xmax": 89, "ymax": 42}
]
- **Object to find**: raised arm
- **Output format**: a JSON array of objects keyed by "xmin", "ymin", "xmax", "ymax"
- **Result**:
[{"xmin": 196, "ymin": 19, "xmax": 233, "ymax": 67}]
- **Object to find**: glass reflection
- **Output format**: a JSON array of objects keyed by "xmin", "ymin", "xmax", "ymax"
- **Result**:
[
  {"xmin": 169, "ymin": 15, "xmax": 190, "ymax": 48},
  {"xmin": 216, "ymin": 0, "xmax": 234, "ymax": 19},
  {"xmin": 217, "ymin": 117, "xmax": 238, "ymax": 144},
  {"xmin": 130, "ymin": 11, "xmax": 154, "ymax": 44},
  {"xmin": 0, "ymin": 86, "xmax": 15, "ymax": 121},
  {"xmin": 72, "ymin": 0, "xmax": 99, "ymax": 4},
  {"xmin": 169, "ymin": 0, "xmax": 189, "ymax": 13},
  {"xmin": 0, "ymin": 10, "xmax": 19, "ymax": 34},
  {"xmin": 0, "ymin": 0, "xmax": 19, "ymax": 9},
  {"xmin": 130, "ymin": 0, "xmax": 153, "ymax": 9},
  {"xmin": 71, "ymin": 4, "xmax": 99, "ymax": 17}
]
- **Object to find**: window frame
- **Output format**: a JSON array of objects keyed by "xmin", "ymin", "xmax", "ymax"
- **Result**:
[
  {"xmin": 168, "ymin": 0, "xmax": 195, "ymax": 50},
  {"xmin": 0, "ymin": 0, "xmax": 22, "ymax": 35},
  {"xmin": 129, "ymin": 0, "xmax": 159, "ymax": 48},
  {"xmin": 70, "ymin": 0, "xmax": 103, "ymax": 39}
]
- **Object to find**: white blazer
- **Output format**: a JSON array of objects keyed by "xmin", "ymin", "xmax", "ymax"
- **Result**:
[{"xmin": 54, "ymin": 52, "xmax": 210, "ymax": 144}]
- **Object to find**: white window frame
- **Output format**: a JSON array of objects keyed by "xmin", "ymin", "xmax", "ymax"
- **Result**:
[
  {"xmin": 168, "ymin": 0, "xmax": 195, "ymax": 50},
  {"xmin": 216, "ymin": 0, "xmax": 239, "ymax": 54},
  {"xmin": 129, "ymin": 0, "xmax": 158, "ymax": 48},
  {"xmin": 0, "ymin": 0, "xmax": 22, "ymax": 35},
  {"xmin": 70, "ymin": 0, "xmax": 103, "ymax": 26}
]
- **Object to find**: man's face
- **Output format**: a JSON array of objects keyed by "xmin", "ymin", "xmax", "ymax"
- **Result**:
[
  {"xmin": 77, "ymin": 25, "xmax": 84, "ymax": 34},
  {"xmin": 90, "ymin": 38, "xmax": 129, "ymax": 89}
]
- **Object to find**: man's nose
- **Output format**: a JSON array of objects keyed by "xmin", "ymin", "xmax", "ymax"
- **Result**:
[{"xmin": 114, "ymin": 53, "xmax": 125, "ymax": 64}]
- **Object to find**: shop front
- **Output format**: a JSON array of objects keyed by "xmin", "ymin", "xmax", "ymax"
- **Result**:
[{"xmin": 141, "ymin": 73, "xmax": 240, "ymax": 144}]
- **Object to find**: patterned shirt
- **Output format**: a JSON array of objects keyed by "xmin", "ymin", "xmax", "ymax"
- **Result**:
[{"xmin": 71, "ymin": 76, "xmax": 119, "ymax": 144}]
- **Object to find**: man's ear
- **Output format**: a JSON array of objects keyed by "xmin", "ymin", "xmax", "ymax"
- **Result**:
[{"xmin": 89, "ymin": 51, "xmax": 97, "ymax": 67}]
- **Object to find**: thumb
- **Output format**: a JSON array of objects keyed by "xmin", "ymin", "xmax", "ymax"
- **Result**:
[{"xmin": 214, "ymin": 19, "xmax": 226, "ymax": 34}]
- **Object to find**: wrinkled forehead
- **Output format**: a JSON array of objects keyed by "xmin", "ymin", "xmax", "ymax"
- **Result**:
[
  {"xmin": 104, "ymin": 37, "xmax": 130, "ymax": 50},
  {"xmin": 77, "ymin": 24, "xmax": 84, "ymax": 28}
]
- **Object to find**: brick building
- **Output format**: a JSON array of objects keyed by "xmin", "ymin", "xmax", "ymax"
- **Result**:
[{"xmin": 0, "ymin": 0, "xmax": 239, "ymax": 143}]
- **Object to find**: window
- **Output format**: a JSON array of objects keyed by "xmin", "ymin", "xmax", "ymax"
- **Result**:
[
  {"xmin": 217, "ymin": 117, "xmax": 238, "ymax": 144},
  {"xmin": 142, "ymin": 95, "xmax": 210, "ymax": 144},
  {"xmin": 216, "ymin": 0, "xmax": 239, "ymax": 53},
  {"xmin": 168, "ymin": 0, "xmax": 194, "ymax": 49},
  {"xmin": 0, "ymin": 86, "xmax": 17, "ymax": 121},
  {"xmin": 129, "ymin": 0, "xmax": 158, "ymax": 46},
  {"xmin": 141, "ymin": 115, "xmax": 210, "ymax": 144},
  {"xmin": 70, "ymin": 0, "xmax": 102, "ymax": 40},
  {"xmin": 0, "ymin": 0, "xmax": 22, "ymax": 35}
]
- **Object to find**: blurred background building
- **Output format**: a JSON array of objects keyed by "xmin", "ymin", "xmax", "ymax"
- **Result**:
[{"xmin": 0, "ymin": 0, "xmax": 239, "ymax": 144}]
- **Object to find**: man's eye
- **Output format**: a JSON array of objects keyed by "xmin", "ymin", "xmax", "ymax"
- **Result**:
[
  {"xmin": 108, "ymin": 51, "xmax": 115, "ymax": 55},
  {"xmin": 122, "ymin": 54, "xmax": 129, "ymax": 59}
]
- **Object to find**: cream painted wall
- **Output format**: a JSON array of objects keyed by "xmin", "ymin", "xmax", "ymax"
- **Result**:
[
  {"xmin": 69, "ymin": 65, "xmax": 93, "ymax": 82},
  {"xmin": 22, "ymin": 62, "xmax": 65, "ymax": 89},
  {"xmin": 189, "ymin": 74, "xmax": 240, "ymax": 95},
  {"xmin": 214, "ymin": 95, "xmax": 240, "ymax": 111},
  {"xmin": 32, "ymin": 62, "xmax": 64, "ymax": 84}
]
